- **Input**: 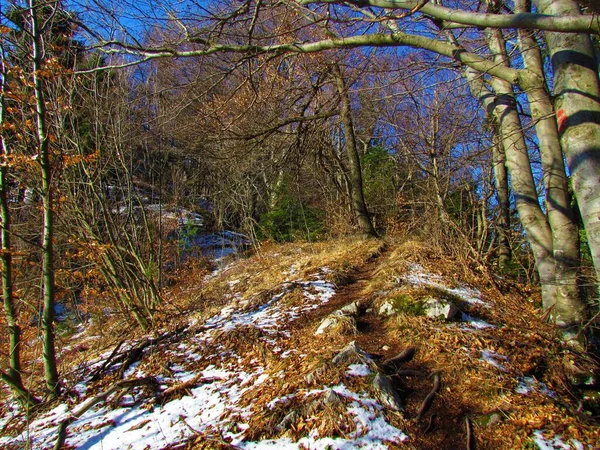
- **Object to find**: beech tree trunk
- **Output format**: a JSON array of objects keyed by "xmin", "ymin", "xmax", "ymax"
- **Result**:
[
  {"xmin": 534, "ymin": 0, "xmax": 600, "ymax": 291},
  {"xmin": 478, "ymin": 9, "xmax": 586, "ymax": 333},
  {"xmin": 465, "ymin": 67, "xmax": 557, "ymax": 314},
  {"xmin": 332, "ymin": 65, "xmax": 377, "ymax": 237},
  {"xmin": 516, "ymin": 0, "xmax": 585, "ymax": 331}
]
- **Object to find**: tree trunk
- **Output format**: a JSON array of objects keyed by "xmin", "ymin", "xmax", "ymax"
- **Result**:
[
  {"xmin": 332, "ymin": 65, "xmax": 377, "ymax": 237},
  {"xmin": 491, "ymin": 131, "xmax": 511, "ymax": 270},
  {"xmin": 534, "ymin": 0, "xmax": 600, "ymax": 290},
  {"xmin": 516, "ymin": 0, "xmax": 586, "ymax": 331},
  {"xmin": 465, "ymin": 67, "xmax": 557, "ymax": 316},
  {"xmin": 0, "ymin": 51, "xmax": 39, "ymax": 408},
  {"xmin": 30, "ymin": 0, "xmax": 60, "ymax": 398}
]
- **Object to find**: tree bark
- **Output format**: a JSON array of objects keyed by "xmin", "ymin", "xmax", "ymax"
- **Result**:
[
  {"xmin": 332, "ymin": 65, "xmax": 377, "ymax": 237},
  {"xmin": 465, "ymin": 67, "xmax": 557, "ymax": 317},
  {"xmin": 516, "ymin": 0, "xmax": 586, "ymax": 331},
  {"xmin": 30, "ymin": 0, "xmax": 60, "ymax": 398},
  {"xmin": 0, "ymin": 49, "xmax": 39, "ymax": 408},
  {"xmin": 491, "ymin": 131, "xmax": 511, "ymax": 270},
  {"xmin": 534, "ymin": 0, "xmax": 600, "ymax": 292}
]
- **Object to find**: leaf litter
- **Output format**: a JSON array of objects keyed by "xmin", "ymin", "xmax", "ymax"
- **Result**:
[{"xmin": 0, "ymin": 239, "xmax": 598, "ymax": 450}]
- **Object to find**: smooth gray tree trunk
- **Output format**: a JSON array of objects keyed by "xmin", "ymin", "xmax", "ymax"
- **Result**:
[
  {"xmin": 534, "ymin": 0, "xmax": 600, "ymax": 292},
  {"xmin": 465, "ymin": 67, "xmax": 557, "ymax": 313},
  {"xmin": 516, "ymin": 0, "xmax": 586, "ymax": 332},
  {"xmin": 491, "ymin": 131, "xmax": 511, "ymax": 270}
]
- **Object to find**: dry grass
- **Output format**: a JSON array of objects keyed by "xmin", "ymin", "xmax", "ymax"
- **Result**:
[
  {"xmin": 348, "ymin": 239, "xmax": 600, "ymax": 449},
  {"xmin": 2, "ymin": 237, "xmax": 598, "ymax": 450}
]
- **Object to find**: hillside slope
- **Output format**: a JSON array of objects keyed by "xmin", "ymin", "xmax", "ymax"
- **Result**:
[{"xmin": 0, "ymin": 239, "xmax": 598, "ymax": 449}]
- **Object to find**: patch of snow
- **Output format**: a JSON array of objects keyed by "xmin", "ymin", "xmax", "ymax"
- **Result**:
[
  {"xmin": 346, "ymin": 364, "xmax": 372, "ymax": 377},
  {"xmin": 402, "ymin": 264, "xmax": 489, "ymax": 307},
  {"xmin": 533, "ymin": 430, "xmax": 584, "ymax": 450},
  {"xmin": 481, "ymin": 349, "xmax": 509, "ymax": 372},
  {"xmin": 240, "ymin": 387, "xmax": 407, "ymax": 449},
  {"xmin": 461, "ymin": 312, "xmax": 495, "ymax": 329},
  {"xmin": 1, "ymin": 267, "xmax": 408, "ymax": 450},
  {"xmin": 515, "ymin": 377, "xmax": 555, "ymax": 398}
]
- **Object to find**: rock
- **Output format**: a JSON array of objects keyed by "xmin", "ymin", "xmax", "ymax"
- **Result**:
[
  {"xmin": 473, "ymin": 412, "xmax": 503, "ymax": 427},
  {"xmin": 315, "ymin": 314, "xmax": 357, "ymax": 336},
  {"xmin": 563, "ymin": 356, "xmax": 598, "ymax": 387},
  {"xmin": 332, "ymin": 341, "xmax": 373, "ymax": 366},
  {"xmin": 372, "ymin": 373, "xmax": 404, "ymax": 411},
  {"xmin": 378, "ymin": 301, "xmax": 395, "ymax": 316},
  {"xmin": 275, "ymin": 410, "xmax": 300, "ymax": 432},
  {"xmin": 315, "ymin": 303, "xmax": 359, "ymax": 335},
  {"xmin": 424, "ymin": 297, "xmax": 457, "ymax": 320},
  {"xmin": 305, "ymin": 365, "xmax": 328, "ymax": 385},
  {"xmin": 323, "ymin": 389, "xmax": 343, "ymax": 406},
  {"xmin": 315, "ymin": 316, "xmax": 339, "ymax": 335},
  {"xmin": 339, "ymin": 301, "xmax": 359, "ymax": 316}
]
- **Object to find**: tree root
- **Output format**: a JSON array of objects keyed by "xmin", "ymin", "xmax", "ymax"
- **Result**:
[
  {"xmin": 382, "ymin": 347, "xmax": 416, "ymax": 371},
  {"xmin": 395, "ymin": 369, "xmax": 428, "ymax": 378},
  {"xmin": 416, "ymin": 372, "xmax": 441, "ymax": 421},
  {"xmin": 423, "ymin": 413, "xmax": 436, "ymax": 433},
  {"xmin": 465, "ymin": 416, "xmax": 475, "ymax": 450}
]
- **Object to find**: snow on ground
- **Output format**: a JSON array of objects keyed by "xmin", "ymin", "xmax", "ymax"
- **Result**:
[
  {"xmin": 461, "ymin": 312, "xmax": 495, "ymax": 330},
  {"xmin": 480, "ymin": 349, "xmax": 509, "ymax": 372},
  {"xmin": 533, "ymin": 430, "xmax": 585, "ymax": 450},
  {"xmin": 515, "ymin": 377, "xmax": 556, "ymax": 398},
  {"xmin": 401, "ymin": 263, "xmax": 489, "ymax": 307},
  {"xmin": 0, "ymin": 267, "xmax": 405, "ymax": 450}
]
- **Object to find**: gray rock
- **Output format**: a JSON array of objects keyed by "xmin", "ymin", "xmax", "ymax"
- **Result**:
[
  {"xmin": 378, "ymin": 301, "xmax": 395, "ymax": 316},
  {"xmin": 424, "ymin": 297, "xmax": 457, "ymax": 320},
  {"xmin": 339, "ymin": 301, "xmax": 359, "ymax": 316},
  {"xmin": 332, "ymin": 341, "xmax": 373, "ymax": 366},
  {"xmin": 315, "ymin": 303, "xmax": 359, "ymax": 335},
  {"xmin": 473, "ymin": 412, "xmax": 503, "ymax": 427},
  {"xmin": 315, "ymin": 316, "xmax": 340, "ymax": 335},
  {"xmin": 305, "ymin": 365, "xmax": 328, "ymax": 385},
  {"xmin": 275, "ymin": 410, "xmax": 300, "ymax": 432},
  {"xmin": 323, "ymin": 389, "xmax": 343, "ymax": 406},
  {"xmin": 372, "ymin": 373, "xmax": 404, "ymax": 411}
]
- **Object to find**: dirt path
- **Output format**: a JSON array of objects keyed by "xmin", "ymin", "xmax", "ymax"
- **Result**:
[{"xmin": 288, "ymin": 247, "xmax": 473, "ymax": 450}]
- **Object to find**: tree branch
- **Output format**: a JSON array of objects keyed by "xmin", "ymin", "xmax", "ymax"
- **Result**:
[{"xmin": 298, "ymin": 0, "xmax": 600, "ymax": 34}]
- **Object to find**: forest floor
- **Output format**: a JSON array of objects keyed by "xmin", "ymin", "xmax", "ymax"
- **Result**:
[{"xmin": 0, "ymin": 238, "xmax": 599, "ymax": 449}]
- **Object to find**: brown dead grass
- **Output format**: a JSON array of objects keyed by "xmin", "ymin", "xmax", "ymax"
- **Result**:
[{"xmin": 2, "ymin": 237, "xmax": 598, "ymax": 450}]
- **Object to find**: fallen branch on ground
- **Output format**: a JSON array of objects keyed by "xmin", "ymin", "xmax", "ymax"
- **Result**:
[
  {"xmin": 54, "ymin": 377, "xmax": 159, "ymax": 450},
  {"xmin": 156, "ymin": 374, "xmax": 224, "ymax": 403},
  {"xmin": 89, "ymin": 340, "xmax": 125, "ymax": 382}
]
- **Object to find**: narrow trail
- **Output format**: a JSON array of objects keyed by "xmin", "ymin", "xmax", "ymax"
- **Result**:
[{"xmin": 290, "ymin": 246, "xmax": 474, "ymax": 450}]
